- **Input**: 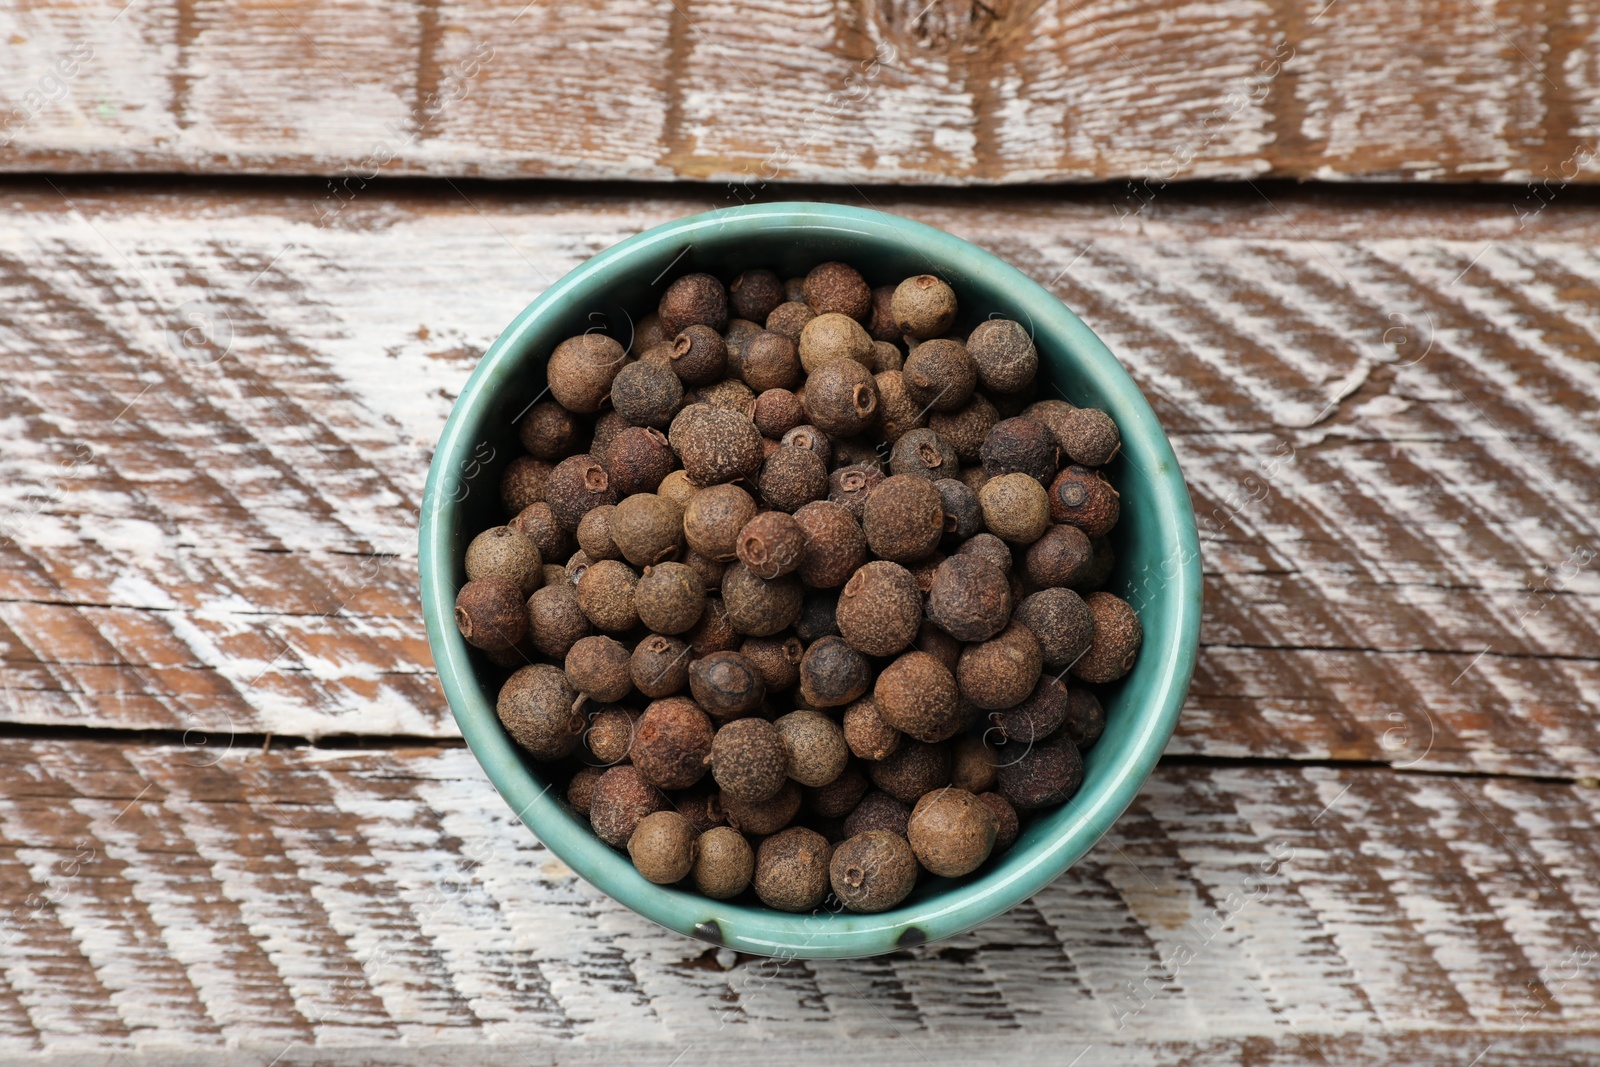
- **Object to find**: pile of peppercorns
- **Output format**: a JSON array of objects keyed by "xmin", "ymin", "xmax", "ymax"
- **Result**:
[{"xmin": 453, "ymin": 261, "xmax": 1141, "ymax": 915}]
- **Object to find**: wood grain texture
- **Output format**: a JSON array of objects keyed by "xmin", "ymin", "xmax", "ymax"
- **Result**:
[
  {"xmin": 0, "ymin": 739, "xmax": 1597, "ymax": 1061},
  {"xmin": 1, "ymin": 0, "xmax": 1598, "ymax": 184},
  {"xmin": 0, "ymin": 183, "xmax": 1596, "ymax": 779}
]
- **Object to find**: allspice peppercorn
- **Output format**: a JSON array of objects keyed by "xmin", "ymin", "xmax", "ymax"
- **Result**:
[
  {"xmin": 866, "ymin": 284, "xmax": 900, "ymax": 342},
  {"xmin": 631, "ymin": 633, "xmax": 692, "ymax": 698},
  {"xmin": 831, "ymin": 831, "xmax": 918, "ymax": 913},
  {"xmin": 978, "ymin": 792, "xmax": 1020, "ymax": 852},
  {"xmin": 628, "ymin": 810, "xmax": 698, "ymax": 884},
  {"xmin": 754, "ymin": 826, "xmax": 832, "ymax": 912},
  {"xmin": 525, "ymin": 581, "xmax": 591, "ymax": 657},
  {"xmin": 547, "ymin": 333, "xmax": 626, "ymax": 414},
  {"xmin": 981, "ymin": 416, "xmax": 1059, "ymax": 483},
  {"xmin": 798, "ymin": 312, "xmax": 874, "ymax": 373},
  {"xmin": 465, "ymin": 526, "xmax": 544, "ymax": 595},
  {"xmin": 775, "ymin": 710, "xmax": 849, "ymax": 788},
  {"xmin": 576, "ymin": 505, "xmax": 622, "ymax": 562},
  {"xmin": 803, "ymin": 261, "xmax": 872, "ymax": 320},
  {"xmin": 589, "ymin": 765, "xmax": 669, "ymax": 847},
  {"xmin": 798, "ymin": 636, "xmax": 872, "ymax": 708},
  {"xmin": 826, "ymin": 464, "xmax": 884, "ymax": 522},
  {"xmin": 950, "ymin": 736, "xmax": 999, "ymax": 794},
  {"xmin": 957, "ymin": 622, "xmax": 1043, "ymax": 710},
  {"xmin": 891, "ymin": 275, "xmax": 958, "ymax": 339},
  {"xmin": 836, "ymin": 561, "xmax": 922, "ymax": 657},
  {"xmin": 496, "ymin": 664, "xmax": 583, "ymax": 760},
  {"xmin": 996, "ymin": 737, "xmax": 1083, "ymax": 810},
  {"xmin": 844, "ymin": 790, "xmax": 912, "ymax": 839},
  {"xmin": 925, "ymin": 556, "xmax": 1011, "ymax": 644},
  {"xmin": 668, "ymin": 403, "xmax": 764, "ymax": 487},
  {"xmin": 455, "ymin": 576, "xmax": 528, "ymax": 651},
  {"xmin": 736, "ymin": 330, "xmax": 803, "ymax": 392},
  {"xmin": 766, "ymin": 300, "xmax": 817, "ymax": 341},
  {"xmin": 930, "ymin": 394, "xmax": 999, "ymax": 464},
  {"xmin": 757, "ymin": 445, "xmax": 828, "ymax": 513},
  {"xmin": 908, "ymin": 787, "xmax": 997, "ymax": 877},
  {"xmin": 610, "ymin": 359, "xmax": 684, "ymax": 429},
  {"xmin": 1047, "ymin": 466, "xmax": 1121, "ymax": 537},
  {"xmin": 1024, "ymin": 523, "xmax": 1095, "ymax": 589},
  {"xmin": 749, "ymin": 388, "xmax": 805, "ymax": 438},
  {"xmin": 564, "ymin": 635, "xmax": 633, "ymax": 703},
  {"xmin": 583, "ymin": 705, "xmax": 635, "ymax": 766},
  {"xmin": 875, "ymin": 370, "xmax": 927, "ymax": 444},
  {"xmin": 1056, "ymin": 406, "xmax": 1120, "ymax": 466},
  {"xmin": 794, "ymin": 589, "xmax": 840, "ymax": 646},
  {"xmin": 683, "ymin": 482, "xmax": 758, "ymax": 562},
  {"xmin": 610, "ymin": 493, "xmax": 684, "ymax": 568},
  {"xmin": 687, "ymin": 597, "xmax": 740, "ymax": 656},
  {"xmin": 545, "ymin": 453, "xmax": 620, "ymax": 533},
  {"xmin": 659, "ymin": 273, "xmax": 728, "ymax": 336},
  {"xmin": 729, "ymin": 268, "xmax": 784, "ymax": 323},
  {"xmin": 1073, "ymin": 591, "xmax": 1142, "ymax": 683},
  {"xmin": 840, "ymin": 698, "xmax": 899, "ymax": 763},
  {"xmin": 500, "ymin": 455, "xmax": 552, "ymax": 516},
  {"xmin": 862, "ymin": 475, "xmax": 945, "ymax": 563},
  {"xmin": 689, "ymin": 650, "xmax": 767, "ymax": 720},
  {"xmin": 735, "ymin": 511, "xmax": 807, "ymax": 579},
  {"xmin": 966, "ymin": 319, "xmax": 1038, "ymax": 394},
  {"xmin": 805, "ymin": 763, "xmax": 868, "ymax": 818},
  {"xmin": 868, "ymin": 738, "xmax": 952, "ymax": 803},
  {"xmin": 575, "ymin": 558, "xmax": 640, "ymax": 632},
  {"xmin": 740, "ymin": 635, "xmax": 805, "ymax": 691},
  {"xmin": 668, "ymin": 324, "xmax": 729, "ymax": 385},
  {"xmin": 989, "ymin": 674, "xmax": 1069, "ymax": 743},
  {"xmin": 724, "ymin": 779, "xmax": 802, "ymax": 835},
  {"xmin": 779, "ymin": 424, "xmax": 832, "ymax": 465},
  {"xmin": 711, "ymin": 716, "xmax": 788, "ymax": 803},
  {"xmin": 933, "ymin": 478, "xmax": 982, "ymax": 545},
  {"xmin": 1014, "ymin": 585, "xmax": 1094, "ymax": 670},
  {"xmin": 802, "ymin": 359, "xmax": 879, "ymax": 438},
  {"xmin": 694, "ymin": 378, "xmax": 756, "ymax": 413},
  {"xmin": 634, "ymin": 561, "xmax": 705, "ymax": 635},
  {"xmin": 903, "ymin": 338, "xmax": 977, "ymax": 413},
  {"xmin": 791, "ymin": 500, "xmax": 868, "ymax": 589},
  {"xmin": 694, "ymin": 826, "xmax": 755, "ymax": 898},
  {"xmin": 978, "ymin": 472, "xmax": 1051, "ymax": 544},
  {"xmin": 631, "ymin": 697, "xmax": 715, "ymax": 790},
  {"xmin": 568, "ymin": 765, "xmax": 603, "ymax": 815},
  {"xmin": 518, "ymin": 399, "xmax": 581, "ymax": 460},
  {"xmin": 874, "ymin": 651, "xmax": 963, "ymax": 744},
  {"xmin": 890, "ymin": 427, "xmax": 959, "ymax": 481},
  {"xmin": 722, "ymin": 561, "xmax": 804, "ymax": 636},
  {"xmin": 871, "ymin": 340, "xmax": 904, "ymax": 373},
  {"xmin": 512, "ymin": 502, "xmax": 571, "ymax": 565},
  {"xmin": 1062, "ymin": 686, "xmax": 1105, "ymax": 749}
]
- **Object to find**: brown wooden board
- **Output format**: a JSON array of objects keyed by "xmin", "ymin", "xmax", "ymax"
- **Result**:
[
  {"xmin": 0, "ymin": 183, "xmax": 1596, "ymax": 779},
  {"xmin": 1, "ymin": 1, "xmax": 1598, "ymax": 185},
  {"xmin": 0, "ymin": 739, "xmax": 1595, "ymax": 1061}
]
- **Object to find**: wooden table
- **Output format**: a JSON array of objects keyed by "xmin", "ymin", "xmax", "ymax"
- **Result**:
[{"xmin": 4, "ymin": 3, "xmax": 1600, "ymax": 1063}]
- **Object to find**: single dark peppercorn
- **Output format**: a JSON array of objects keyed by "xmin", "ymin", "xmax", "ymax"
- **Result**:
[
  {"xmin": 664, "ymin": 324, "xmax": 727, "ymax": 386},
  {"xmin": 754, "ymin": 827, "xmax": 832, "ymax": 912},
  {"xmin": 465, "ymin": 526, "xmax": 544, "ymax": 595},
  {"xmin": 724, "ymin": 778, "xmax": 802, "ymax": 835},
  {"xmin": 1014, "ymin": 587, "xmax": 1094, "ymax": 670},
  {"xmin": 683, "ymin": 483, "xmax": 758, "ymax": 562},
  {"xmin": 903, "ymin": 338, "xmax": 977, "ymax": 413},
  {"xmin": 740, "ymin": 635, "xmax": 805, "ymax": 691},
  {"xmin": 874, "ymin": 650, "xmax": 963, "ymax": 744},
  {"xmin": 765, "ymin": 300, "xmax": 817, "ymax": 341},
  {"xmin": 497, "ymin": 664, "xmax": 583, "ymax": 759},
  {"xmin": 1057, "ymin": 406, "xmax": 1120, "ymax": 466},
  {"xmin": 798, "ymin": 312, "xmax": 874, "ymax": 373},
  {"xmin": 862, "ymin": 474, "xmax": 945, "ymax": 563},
  {"xmin": 681, "ymin": 548, "xmax": 725, "ymax": 592},
  {"xmin": 721, "ymin": 561, "xmax": 804, "ymax": 636},
  {"xmin": 866, "ymin": 284, "xmax": 901, "ymax": 342},
  {"xmin": 659, "ymin": 273, "xmax": 729, "ymax": 336},
  {"xmin": 611, "ymin": 360, "xmax": 684, "ymax": 429},
  {"xmin": 930, "ymin": 394, "xmax": 1000, "ymax": 465},
  {"xmin": 1047, "ymin": 466, "xmax": 1121, "ymax": 537},
  {"xmin": 749, "ymin": 388, "xmax": 805, "ymax": 438},
  {"xmin": 735, "ymin": 511, "xmax": 807, "ymax": 580},
  {"xmin": 802, "ymin": 359, "xmax": 879, "ymax": 439},
  {"xmin": 868, "ymin": 739, "xmax": 952, "ymax": 804},
  {"xmin": 757, "ymin": 445, "xmax": 829, "ymax": 513},
  {"xmin": 590, "ymin": 765, "xmax": 670, "ymax": 847},
  {"xmin": 634, "ymin": 312, "xmax": 671, "ymax": 352},
  {"xmin": 455, "ymin": 576, "xmax": 528, "ymax": 651},
  {"xmin": 565, "ymin": 635, "xmax": 633, "ymax": 703},
  {"xmin": 844, "ymin": 790, "xmax": 913, "ymax": 839},
  {"xmin": 582, "ymin": 705, "xmax": 635, "ymax": 766},
  {"xmin": 978, "ymin": 472, "xmax": 1051, "ymax": 544},
  {"xmin": 891, "ymin": 275, "xmax": 959, "ymax": 339},
  {"xmin": 729, "ymin": 268, "xmax": 785, "ymax": 323},
  {"xmin": 610, "ymin": 493, "xmax": 684, "ymax": 569},
  {"xmin": 966, "ymin": 319, "xmax": 1038, "ymax": 394},
  {"xmin": 931, "ymin": 478, "xmax": 982, "ymax": 546},
  {"xmin": 997, "ymin": 737, "xmax": 1084, "ymax": 810},
  {"xmin": 909, "ymin": 787, "xmax": 997, "ymax": 877},
  {"xmin": 635, "ymin": 561, "xmax": 706, "ymax": 635},
  {"xmin": 568, "ymin": 765, "xmax": 603, "ymax": 815},
  {"xmin": 989, "ymin": 674, "xmax": 1069, "ymax": 743},
  {"xmin": 517, "ymin": 400, "xmax": 581, "ymax": 459},
  {"xmin": 628, "ymin": 810, "xmax": 698, "ymax": 884},
  {"xmin": 711, "ymin": 717, "xmax": 788, "ymax": 803},
  {"xmin": 547, "ymin": 333, "xmax": 627, "ymax": 414},
  {"xmin": 575, "ymin": 558, "xmax": 640, "ymax": 633},
  {"xmin": 798, "ymin": 635, "xmax": 872, "ymax": 709},
  {"xmin": 874, "ymin": 370, "xmax": 927, "ymax": 445},
  {"xmin": 500, "ymin": 456, "xmax": 553, "ymax": 516},
  {"xmin": 826, "ymin": 464, "xmax": 884, "ymax": 522},
  {"xmin": 689, "ymin": 650, "xmax": 767, "ymax": 720},
  {"xmin": 603, "ymin": 426, "xmax": 676, "ymax": 496},
  {"xmin": 795, "ymin": 589, "xmax": 840, "ymax": 644},
  {"xmin": 735, "ymin": 330, "xmax": 803, "ymax": 392},
  {"xmin": 871, "ymin": 341, "xmax": 904, "ymax": 374},
  {"xmin": 632, "ymin": 633, "xmax": 692, "ymax": 698},
  {"xmin": 1062, "ymin": 686, "xmax": 1106, "ymax": 750},
  {"xmin": 631, "ymin": 697, "xmax": 715, "ymax": 790},
  {"xmin": 668, "ymin": 403, "xmax": 764, "ymax": 487},
  {"xmin": 525, "ymin": 581, "xmax": 592, "ymax": 658},
  {"xmin": 836, "ymin": 561, "xmax": 922, "ymax": 657},
  {"xmin": 687, "ymin": 597, "xmax": 741, "ymax": 656},
  {"xmin": 1073, "ymin": 591, "xmax": 1142, "ymax": 683},
  {"xmin": 806, "ymin": 763, "xmax": 869, "ymax": 818},
  {"xmin": 694, "ymin": 825, "xmax": 755, "ymax": 898},
  {"xmin": 926, "ymin": 555, "xmax": 1012, "ymax": 643},
  {"xmin": 914, "ymin": 620, "xmax": 962, "ymax": 675},
  {"xmin": 978, "ymin": 792, "xmax": 1019, "ymax": 852},
  {"xmin": 576, "ymin": 506, "xmax": 622, "ymax": 562},
  {"xmin": 776, "ymin": 710, "xmax": 849, "ymax": 788},
  {"xmin": 981, "ymin": 416, "xmax": 1059, "ymax": 483},
  {"xmin": 693, "ymin": 378, "xmax": 756, "ymax": 413},
  {"xmin": 831, "ymin": 830, "xmax": 918, "ymax": 913},
  {"xmin": 545, "ymin": 454, "xmax": 619, "ymax": 533},
  {"xmin": 951, "ymin": 736, "xmax": 999, "ymax": 794},
  {"xmin": 1024, "ymin": 523, "xmax": 1095, "ymax": 589},
  {"xmin": 803, "ymin": 261, "xmax": 872, "ymax": 320},
  {"xmin": 792, "ymin": 500, "xmax": 869, "ymax": 588},
  {"xmin": 890, "ymin": 427, "xmax": 959, "ymax": 481},
  {"xmin": 957, "ymin": 622, "xmax": 1043, "ymax": 711}
]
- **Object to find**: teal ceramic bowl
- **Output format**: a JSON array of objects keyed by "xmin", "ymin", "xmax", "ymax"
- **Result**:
[{"xmin": 419, "ymin": 202, "xmax": 1200, "ymax": 959}]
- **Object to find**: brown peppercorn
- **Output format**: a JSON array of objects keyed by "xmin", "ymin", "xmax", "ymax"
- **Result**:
[
  {"xmin": 659, "ymin": 273, "xmax": 728, "ymax": 336},
  {"xmin": 913, "ymin": 621, "xmax": 962, "ymax": 675},
  {"xmin": 455, "ymin": 576, "xmax": 528, "ymax": 651},
  {"xmin": 689, "ymin": 650, "xmax": 767, "ymax": 720},
  {"xmin": 957, "ymin": 622, "xmax": 1043, "ymax": 711},
  {"xmin": 765, "ymin": 300, "xmax": 817, "ymax": 341},
  {"xmin": 639, "ymin": 340, "xmax": 675, "ymax": 367},
  {"xmin": 605, "ymin": 427, "xmax": 675, "ymax": 497},
  {"xmin": 1057, "ymin": 407, "xmax": 1121, "ymax": 466},
  {"xmin": 1047, "ymin": 466, "xmax": 1121, "ymax": 537},
  {"xmin": 844, "ymin": 790, "xmax": 912, "ymax": 839},
  {"xmin": 866, "ymin": 284, "xmax": 900, "ymax": 342},
  {"xmin": 735, "ymin": 511, "xmax": 807, "ymax": 580},
  {"xmin": 996, "ymin": 737, "xmax": 1083, "ymax": 810},
  {"xmin": 874, "ymin": 370, "xmax": 927, "ymax": 444},
  {"xmin": 1024, "ymin": 524, "xmax": 1095, "ymax": 589},
  {"xmin": 798, "ymin": 312, "xmax": 874, "ymax": 373},
  {"xmin": 826, "ymin": 464, "xmax": 884, "ymax": 522},
  {"xmin": 590, "ymin": 765, "xmax": 669, "ymax": 847},
  {"xmin": 583, "ymin": 705, "xmax": 637, "ymax": 766},
  {"xmin": 721, "ymin": 561, "xmax": 803, "ymax": 636},
  {"xmin": 635, "ymin": 312, "xmax": 671, "ymax": 351},
  {"xmin": 724, "ymin": 778, "xmax": 802, "ymax": 835},
  {"xmin": 929, "ymin": 478, "xmax": 981, "ymax": 547},
  {"xmin": 798, "ymin": 636, "xmax": 871, "ymax": 709},
  {"xmin": 668, "ymin": 403, "xmax": 764, "ymax": 487},
  {"xmin": 978, "ymin": 472, "xmax": 1051, "ymax": 544},
  {"xmin": 872, "ymin": 341, "xmax": 905, "ymax": 374},
  {"xmin": 802, "ymin": 359, "xmax": 879, "ymax": 438},
  {"xmin": 512, "ymin": 502, "xmax": 572, "ymax": 565},
  {"xmin": 978, "ymin": 792, "xmax": 1019, "ymax": 852},
  {"xmin": 863, "ymin": 474, "xmax": 945, "ymax": 563},
  {"xmin": 842, "ymin": 697, "xmax": 901, "ymax": 762},
  {"xmin": 611, "ymin": 360, "xmax": 684, "ymax": 429},
  {"xmin": 628, "ymin": 810, "xmax": 697, "ymax": 884},
  {"xmin": 981, "ymin": 416, "xmax": 1059, "ymax": 483},
  {"xmin": 908, "ymin": 787, "xmax": 996, "ymax": 877},
  {"xmin": 575, "ymin": 558, "xmax": 639, "ymax": 632},
  {"xmin": 1023, "ymin": 397, "xmax": 1073, "ymax": 445},
  {"xmin": 465, "ymin": 526, "xmax": 544, "ymax": 595},
  {"xmin": 779, "ymin": 424, "xmax": 832, "ymax": 466},
  {"xmin": 989, "ymin": 674, "xmax": 1069, "ymax": 743},
  {"xmin": 953, "ymin": 531, "xmax": 1011, "ymax": 574},
  {"xmin": 757, "ymin": 446, "xmax": 828, "ymax": 513},
  {"xmin": 634, "ymin": 561, "xmax": 705, "ymax": 635},
  {"xmin": 739, "ymin": 635, "xmax": 805, "ymax": 691},
  {"xmin": 806, "ymin": 764, "xmax": 869, "ymax": 818},
  {"xmin": 966, "ymin": 319, "xmax": 1038, "ymax": 394},
  {"xmin": 692, "ymin": 377, "xmax": 756, "ymax": 413},
  {"xmin": 836, "ymin": 561, "xmax": 922, "ymax": 657},
  {"xmin": 804, "ymin": 261, "xmax": 872, "ymax": 320},
  {"xmin": 754, "ymin": 826, "xmax": 832, "ymax": 912},
  {"xmin": 565, "ymin": 635, "xmax": 633, "ymax": 703},
  {"xmin": 656, "ymin": 468, "xmax": 698, "ymax": 510},
  {"xmin": 576, "ymin": 505, "xmax": 622, "ymax": 563},
  {"xmin": 906, "ymin": 551, "xmax": 945, "ymax": 597},
  {"xmin": 775, "ymin": 710, "xmax": 849, "ymax": 788},
  {"xmin": 711, "ymin": 717, "xmax": 788, "ymax": 803},
  {"xmin": 665, "ymin": 324, "xmax": 728, "ymax": 386},
  {"xmin": 1073, "ymin": 591, "xmax": 1142, "ymax": 683},
  {"xmin": 545, "ymin": 453, "xmax": 619, "ymax": 533},
  {"xmin": 891, "ymin": 275, "xmax": 958, "ymax": 339},
  {"xmin": 903, "ymin": 338, "xmax": 976, "ymax": 413},
  {"xmin": 728, "ymin": 268, "xmax": 784, "ymax": 323},
  {"xmin": 1062, "ymin": 687, "xmax": 1106, "ymax": 749},
  {"xmin": 631, "ymin": 633, "xmax": 692, "ymax": 698},
  {"xmin": 683, "ymin": 483, "xmax": 758, "ymax": 562},
  {"xmin": 681, "ymin": 548, "xmax": 725, "ymax": 592},
  {"xmin": 950, "ymin": 736, "xmax": 999, "ymax": 794},
  {"xmin": 540, "ymin": 563, "xmax": 568, "ymax": 589},
  {"xmin": 497, "ymin": 664, "xmax": 583, "ymax": 759},
  {"xmin": 517, "ymin": 400, "xmax": 580, "ymax": 460},
  {"xmin": 889, "ymin": 427, "xmax": 959, "ymax": 481},
  {"xmin": 630, "ymin": 697, "xmax": 714, "ymax": 790},
  {"xmin": 958, "ymin": 465, "xmax": 990, "ymax": 494},
  {"xmin": 589, "ymin": 410, "xmax": 632, "ymax": 464},
  {"xmin": 568, "ymin": 765, "xmax": 603, "ymax": 815},
  {"xmin": 500, "ymin": 456, "xmax": 552, "ymax": 516},
  {"xmin": 831, "ymin": 830, "xmax": 918, "ymax": 913},
  {"xmin": 868, "ymin": 739, "xmax": 952, "ymax": 803},
  {"xmin": 874, "ymin": 651, "xmax": 963, "ymax": 744},
  {"xmin": 694, "ymin": 826, "xmax": 755, "ymax": 898},
  {"xmin": 749, "ymin": 388, "xmax": 805, "ymax": 438},
  {"xmin": 931, "ymin": 396, "xmax": 1000, "ymax": 467},
  {"xmin": 547, "ymin": 333, "xmax": 627, "ymax": 414},
  {"xmin": 735, "ymin": 330, "xmax": 803, "ymax": 392},
  {"xmin": 610, "ymin": 493, "xmax": 684, "ymax": 568},
  {"xmin": 687, "ymin": 597, "xmax": 741, "ymax": 656},
  {"xmin": 525, "ymin": 581, "xmax": 592, "ymax": 657}
]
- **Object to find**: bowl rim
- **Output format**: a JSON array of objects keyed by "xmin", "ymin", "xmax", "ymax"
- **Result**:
[{"xmin": 418, "ymin": 201, "xmax": 1201, "ymax": 959}]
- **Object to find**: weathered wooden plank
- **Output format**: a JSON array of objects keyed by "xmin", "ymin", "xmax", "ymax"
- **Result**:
[
  {"xmin": 0, "ymin": 184, "xmax": 1596, "ymax": 777},
  {"xmin": 0, "ymin": 740, "xmax": 1597, "ymax": 1061},
  {"xmin": 1, "ymin": 0, "xmax": 1597, "ymax": 184}
]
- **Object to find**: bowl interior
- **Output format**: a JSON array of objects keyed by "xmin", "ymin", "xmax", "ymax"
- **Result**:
[{"xmin": 419, "ymin": 202, "xmax": 1201, "ymax": 959}]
